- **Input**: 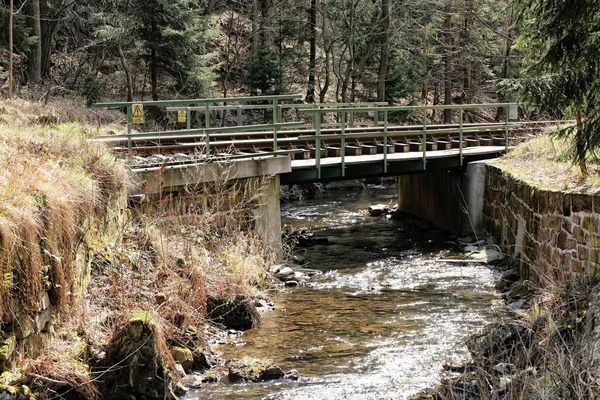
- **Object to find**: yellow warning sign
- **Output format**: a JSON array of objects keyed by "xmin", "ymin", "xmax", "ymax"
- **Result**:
[
  {"xmin": 178, "ymin": 110, "xmax": 187, "ymax": 123},
  {"xmin": 132, "ymin": 104, "xmax": 144, "ymax": 124}
]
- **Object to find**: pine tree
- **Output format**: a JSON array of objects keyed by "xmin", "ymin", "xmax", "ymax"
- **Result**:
[
  {"xmin": 514, "ymin": 0, "xmax": 600, "ymax": 174},
  {"xmin": 105, "ymin": 0, "xmax": 214, "ymax": 100}
]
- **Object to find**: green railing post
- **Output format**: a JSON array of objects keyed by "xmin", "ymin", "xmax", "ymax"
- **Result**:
[
  {"xmin": 237, "ymin": 106, "xmax": 243, "ymax": 127},
  {"xmin": 504, "ymin": 105, "xmax": 509, "ymax": 153},
  {"xmin": 127, "ymin": 106, "xmax": 132, "ymax": 153},
  {"xmin": 459, "ymin": 109, "xmax": 464, "ymax": 166},
  {"xmin": 315, "ymin": 111, "xmax": 322, "ymax": 179},
  {"xmin": 341, "ymin": 111, "xmax": 346, "ymax": 177},
  {"xmin": 349, "ymin": 104, "xmax": 355, "ymax": 128},
  {"xmin": 205, "ymin": 103, "xmax": 211, "ymax": 158},
  {"xmin": 272, "ymin": 102, "xmax": 279, "ymax": 151},
  {"xmin": 422, "ymin": 111, "xmax": 427, "ymax": 170},
  {"xmin": 186, "ymin": 107, "xmax": 191, "ymax": 130},
  {"xmin": 205, "ymin": 103, "xmax": 210, "ymax": 130},
  {"xmin": 383, "ymin": 110, "xmax": 388, "ymax": 173}
]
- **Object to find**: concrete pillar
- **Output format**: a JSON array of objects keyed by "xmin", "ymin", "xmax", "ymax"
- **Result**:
[
  {"xmin": 249, "ymin": 175, "xmax": 282, "ymax": 251},
  {"xmin": 397, "ymin": 160, "xmax": 495, "ymax": 235},
  {"xmin": 463, "ymin": 160, "xmax": 491, "ymax": 236}
]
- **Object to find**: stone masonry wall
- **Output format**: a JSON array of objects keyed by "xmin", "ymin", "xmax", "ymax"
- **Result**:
[{"xmin": 484, "ymin": 165, "xmax": 600, "ymax": 284}]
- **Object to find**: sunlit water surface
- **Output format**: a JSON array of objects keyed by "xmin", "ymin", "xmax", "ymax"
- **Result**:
[{"xmin": 188, "ymin": 185, "xmax": 504, "ymax": 399}]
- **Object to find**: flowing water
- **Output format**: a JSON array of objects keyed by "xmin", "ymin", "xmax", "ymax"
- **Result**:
[{"xmin": 189, "ymin": 184, "xmax": 504, "ymax": 400}]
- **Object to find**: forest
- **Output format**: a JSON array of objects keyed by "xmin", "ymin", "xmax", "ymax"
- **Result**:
[
  {"xmin": 2, "ymin": 0, "xmax": 600, "ymax": 165},
  {"xmin": 1, "ymin": 0, "xmax": 518, "ymax": 118}
]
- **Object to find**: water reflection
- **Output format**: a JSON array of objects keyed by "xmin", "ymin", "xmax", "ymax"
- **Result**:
[{"xmin": 189, "ymin": 185, "xmax": 503, "ymax": 400}]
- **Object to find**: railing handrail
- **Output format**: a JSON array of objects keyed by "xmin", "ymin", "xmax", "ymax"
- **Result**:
[
  {"xmin": 296, "ymin": 124, "xmax": 521, "ymax": 141},
  {"xmin": 92, "ymin": 94, "xmax": 303, "ymax": 108},
  {"xmin": 164, "ymin": 102, "xmax": 388, "ymax": 112},
  {"xmin": 92, "ymin": 122, "xmax": 306, "ymax": 141},
  {"xmin": 298, "ymin": 103, "xmax": 519, "ymax": 114}
]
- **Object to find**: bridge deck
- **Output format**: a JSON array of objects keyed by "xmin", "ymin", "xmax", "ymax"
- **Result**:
[{"xmin": 291, "ymin": 146, "xmax": 505, "ymax": 169}]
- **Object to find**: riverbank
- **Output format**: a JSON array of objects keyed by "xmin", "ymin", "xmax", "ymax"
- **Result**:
[
  {"xmin": 0, "ymin": 99, "xmax": 284, "ymax": 399},
  {"xmin": 413, "ymin": 135, "xmax": 600, "ymax": 399}
]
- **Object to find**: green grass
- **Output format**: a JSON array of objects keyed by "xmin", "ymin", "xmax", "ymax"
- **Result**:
[{"xmin": 495, "ymin": 135, "xmax": 600, "ymax": 193}]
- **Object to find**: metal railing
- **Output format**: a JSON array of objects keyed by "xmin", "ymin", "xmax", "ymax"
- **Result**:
[
  {"xmin": 165, "ymin": 101, "xmax": 388, "ymax": 128},
  {"xmin": 297, "ymin": 103, "xmax": 519, "ymax": 179},
  {"xmin": 93, "ymin": 97, "xmax": 519, "ymax": 178},
  {"xmin": 93, "ymin": 94, "xmax": 303, "ymax": 152}
]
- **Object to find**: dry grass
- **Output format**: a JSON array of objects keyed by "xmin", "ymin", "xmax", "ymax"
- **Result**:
[
  {"xmin": 0, "ymin": 98, "xmax": 280, "ymax": 397},
  {"xmin": 0, "ymin": 98, "xmax": 126, "ymax": 320},
  {"xmin": 495, "ymin": 133, "xmax": 600, "ymax": 193}
]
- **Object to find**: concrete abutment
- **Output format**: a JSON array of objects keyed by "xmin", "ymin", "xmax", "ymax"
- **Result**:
[{"xmin": 397, "ymin": 160, "xmax": 491, "ymax": 236}]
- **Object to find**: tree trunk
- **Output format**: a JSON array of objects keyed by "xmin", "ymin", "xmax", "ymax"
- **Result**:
[
  {"xmin": 118, "ymin": 42, "xmax": 134, "ymax": 102},
  {"xmin": 576, "ymin": 110, "xmax": 588, "ymax": 175},
  {"xmin": 250, "ymin": 0, "xmax": 260, "ymax": 95},
  {"xmin": 377, "ymin": 0, "xmax": 390, "ymax": 103},
  {"xmin": 151, "ymin": 48, "xmax": 158, "ymax": 101},
  {"xmin": 443, "ymin": 0, "xmax": 453, "ymax": 124},
  {"xmin": 496, "ymin": 11, "xmax": 513, "ymax": 120},
  {"xmin": 28, "ymin": 0, "xmax": 42, "ymax": 84},
  {"xmin": 8, "ymin": 0, "xmax": 13, "ymax": 99},
  {"xmin": 462, "ymin": 0, "xmax": 473, "ymax": 100},
  {"xmin": 306, "ymin": 0, "xmax": 317, "ymax": 103}
]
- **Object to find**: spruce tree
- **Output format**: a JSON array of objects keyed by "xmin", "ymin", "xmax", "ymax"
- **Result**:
[
  {"xmin": 513, "ymin": 0, "xmax": 600, "ymax": 173},
  {"xmin": 105, "ymin": 0, "xmax": 214, "ymax": 100}
]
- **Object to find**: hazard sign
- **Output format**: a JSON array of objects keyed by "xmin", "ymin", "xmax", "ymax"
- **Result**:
[
  {"xmin": 132, "ymin": 104, "xmax": 144, "ymax": 124},
  {"xmin": 178, "ymin": 110, "xmax": 187, "ymax": 123}
]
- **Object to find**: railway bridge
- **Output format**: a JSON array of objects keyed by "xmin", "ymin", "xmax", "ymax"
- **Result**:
[{"xmin": 93, "ymin": 95, "xmax": 524, "ymax": 247}]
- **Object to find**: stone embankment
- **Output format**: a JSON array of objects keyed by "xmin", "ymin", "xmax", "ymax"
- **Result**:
[{"xmin": 484, "ymin": 164, "xmax": 600, "ymax": 284}]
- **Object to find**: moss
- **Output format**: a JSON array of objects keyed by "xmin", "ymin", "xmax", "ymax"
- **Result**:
[
  {"xmin": 0, "ymin": 336, "xmax": 16, "ymax": 361},
  {"xmin": 0, "ymin": 384, "xmax": 18, "ymax": 395},
  {"xmin": 129, "ymin": 310, "xmax": 152, "ymax": 324}
]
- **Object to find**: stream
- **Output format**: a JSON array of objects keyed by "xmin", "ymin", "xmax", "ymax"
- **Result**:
[{"xmin": 189, "ymin": 184, "xmax": 505, "ymax": 399}]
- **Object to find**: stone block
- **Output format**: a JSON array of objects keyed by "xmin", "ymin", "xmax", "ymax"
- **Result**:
[
  {"xmin": 578, "ymin": 246, "xmax": 590, "ymax": 261},
  {"xmin": 591, "ymin": 247, "xmax": 600, "ymax": 264},
  {"xmin": 573, "ymin": 226, "xmax": 585, "ymax": 243},
  {"xmin": 571, "ymin": 261, "xmax": 584, "ymax": 273},
  {"xmin": 563, "ymin": 193, "xmax": 572, "ymax": 216},
  {"xmin": 561, "ymin": 254, "xmax": 572, "ymax": 269},
  {"xmin": 572, "ymin": 194, "xmax": 592, "ymax": 213},
  {"xmin": 549, "ymin": 215, "xmax": 563, "ymax": 233},
  {"xmin": 557, "ymin": 230, "xmax": 569, "ymax": 250},
  {"xmin": 573, "ymin": 214, "xmax": 581, "ymax": 225},
  {"xmin": 563, "ymin": 219, "xmax": 573, "ymax": 234},
  {"xmin": 551, "ymin": 249, "xmax": 561, "ymax": 267},
  {"xmin": 582, "ymin": 215, "xmax": 597, "ymax": 233},
  {"xmin": 549, "ymin": 192, "xmax": 564, "ymax": 213}
]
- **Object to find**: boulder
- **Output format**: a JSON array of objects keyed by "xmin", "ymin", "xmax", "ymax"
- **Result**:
[
  {"xmin": 206, "ymin": 295, "xmax": 258, "ymax": 331},
  {"xmin": 283, "ymin": 369, "xmax": 299, "ymax": 381},
  {"xmin": 99, "ymin": 311, "xmax": 180, "ymax": 399},
  {"xmin": 170, "ymin": 346, "xmax": 194, "ymax": 371},
  {"xmin": 292, "ymin": 253, "xmax": 307, "ymax": 265},
  {"xmin": 368, "ymin": 204, "xmax": 389, "ymax": 216},
  {"xmin": 227, "ymin": 358, "xmax": 285, "ymax": 383},
  {"xmin": 276, "ymin": 267, "xmax": 295, "ymax": 280},
  {"xmin": 269, "ymin": 264, "xmax": 284, "ymax": 274},
  {"xmin": 263, "ymin": 365, "xmax": 284, "ymax": 380},
  {"xmin": 180, "ymin": 374, "xmax": 203, "ymax": 389}
]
